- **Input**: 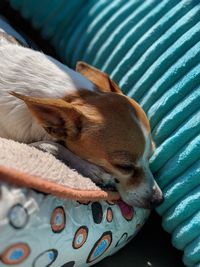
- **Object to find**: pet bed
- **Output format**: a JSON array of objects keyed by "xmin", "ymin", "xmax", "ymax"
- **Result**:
[
  {"xmin": 6, "ymin": 0, "xmax": 200, "ymax": 266},
  {"xmin": 0, "ymin": 138, "xmax": 149, "ymax": 266}
]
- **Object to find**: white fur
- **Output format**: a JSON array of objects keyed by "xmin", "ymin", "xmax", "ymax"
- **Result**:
[{"xmin": 0, "ymin": 44, "xmax": 94, "ymax": 143}]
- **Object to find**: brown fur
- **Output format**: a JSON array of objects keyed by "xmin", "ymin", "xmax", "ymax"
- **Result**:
[
  {"xmin": 10, "ymin": 63, "xmax": 163, "ymax": 208},
  {"xmin": 10, "ymin": 67, "xmax": 148, "ymax": 180},
  {"xmin": 76, "ymin": 61, "xmax": 122, "ymax": 94},
  {"xmin": 63, "ymin": 90, "xmax": 146, "ymax": 176}
]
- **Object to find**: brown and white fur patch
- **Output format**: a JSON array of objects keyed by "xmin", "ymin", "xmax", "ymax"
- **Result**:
[{"xmin": 0, "ymin": 16, "xmax": 163, "ymax": 209}]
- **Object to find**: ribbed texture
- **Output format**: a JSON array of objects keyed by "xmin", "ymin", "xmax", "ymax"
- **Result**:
[{"xmin": 7, "ymin": 0, "xmax": 200, "ymax": 266}]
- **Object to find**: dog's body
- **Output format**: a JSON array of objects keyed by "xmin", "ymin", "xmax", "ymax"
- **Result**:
[
  {"xmin": 0, "ymin": 17, "xmax": 163, "ymax": 209},
  {"xmin": 0, "ymin": 44, "xmax": 94, "ymax": 142}
]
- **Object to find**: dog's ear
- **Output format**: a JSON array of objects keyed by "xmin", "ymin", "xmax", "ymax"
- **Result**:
[
  {"xmin": 76, "ymin": 61, "xmax": 123, "ymax": 94},
  {"xmin": 10, "ymin": 92, "xmax": 83, "ymax": 140}
]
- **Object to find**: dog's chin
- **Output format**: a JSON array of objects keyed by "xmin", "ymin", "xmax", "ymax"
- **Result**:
[{"xmin": 77, "ymin": 167, "xmax": 151, "ymax": 210}]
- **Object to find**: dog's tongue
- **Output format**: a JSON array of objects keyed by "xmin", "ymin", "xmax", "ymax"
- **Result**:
[{"xmin": 116, "ymin": 199, "xmax": 134, "ymax": 221}]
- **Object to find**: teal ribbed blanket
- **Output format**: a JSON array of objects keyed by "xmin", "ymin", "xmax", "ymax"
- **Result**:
[{"xmin": 7, "ymin": 0, "xmax": 200, "ymax": 266}]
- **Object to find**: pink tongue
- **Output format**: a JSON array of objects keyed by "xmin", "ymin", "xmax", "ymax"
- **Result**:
[{"xmin": 117, "ymin": 200, "xmax": 134, "ymax": 220}]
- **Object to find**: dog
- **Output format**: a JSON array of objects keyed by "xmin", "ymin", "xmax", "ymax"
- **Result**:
[{"xmin": 0, "ymin": 16, "xmax": 163, "ymax": 209}]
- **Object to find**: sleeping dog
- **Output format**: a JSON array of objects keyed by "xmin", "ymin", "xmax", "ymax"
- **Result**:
[{"xmin": 0, "ymin": 16, "xmax": 163, "ymax": 209}]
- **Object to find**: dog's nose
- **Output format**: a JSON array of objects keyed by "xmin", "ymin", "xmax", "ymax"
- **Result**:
[{"xmin": 150, "ymin": 194, "xmax": 164, "ymax": 209}]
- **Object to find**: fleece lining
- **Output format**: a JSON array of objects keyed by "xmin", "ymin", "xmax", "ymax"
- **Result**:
[{"xmin": 0, "ymin": 137, "xmax": 119, "ymax": 201}]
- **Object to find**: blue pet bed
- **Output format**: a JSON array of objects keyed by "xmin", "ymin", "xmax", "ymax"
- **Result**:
[{"xmin": 6, "ymin": 0, "xmax": 200, "ymax": 266}]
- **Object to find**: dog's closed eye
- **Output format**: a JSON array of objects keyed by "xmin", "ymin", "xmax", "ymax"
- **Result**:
[
  {"xmin": 108, "ymin": 151, "xmax": 136, "ymax": 175},
  {"xmin": 114, "ymin": 164, "xmax": 135, "ymax": 174}
]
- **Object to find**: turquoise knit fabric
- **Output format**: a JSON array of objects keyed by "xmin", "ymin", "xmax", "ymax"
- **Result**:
[{"xmin": 8, "ymin": 0, "xmax": 200, "ymax": 266}]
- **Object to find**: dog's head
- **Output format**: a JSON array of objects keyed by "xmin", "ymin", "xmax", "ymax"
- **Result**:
[{"xmin": 10, "ymin": 62, "xmax": 163, "ymax": 209}]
